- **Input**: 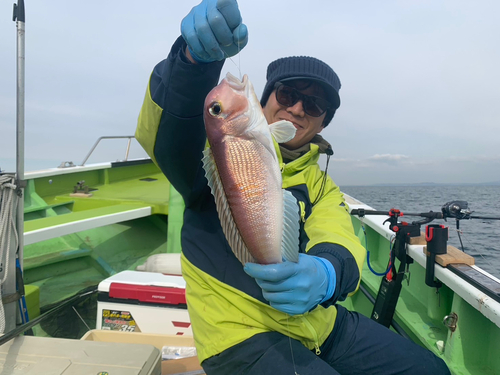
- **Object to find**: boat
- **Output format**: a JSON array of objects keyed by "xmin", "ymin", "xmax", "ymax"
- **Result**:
[
  {"xmin": 4, "ymin": 157, "xmax": 500, "ymax": 374},
  {"xmin": 2, "ymin": 2, "xmax": 500, "ymax": 374}
]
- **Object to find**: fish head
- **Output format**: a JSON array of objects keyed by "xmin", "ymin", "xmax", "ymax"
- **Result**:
[{"xmin": 204, "ymin": 73, "xmax": 264, "ymax": 144}]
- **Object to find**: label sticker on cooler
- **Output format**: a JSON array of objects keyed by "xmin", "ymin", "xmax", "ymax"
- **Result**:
[{"xmin": 101, "ymin": 309, "xmax": 141, "ymax": 332}]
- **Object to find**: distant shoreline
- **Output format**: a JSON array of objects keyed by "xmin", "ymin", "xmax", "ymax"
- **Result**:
[{"xmin": 340, "ymin": 182, "xmax": 500, "ymax": 187}]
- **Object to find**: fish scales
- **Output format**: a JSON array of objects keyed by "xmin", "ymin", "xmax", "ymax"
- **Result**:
[
  {"xmin": 202, "ymin": 72, "xmax": 300, "ymax": 265},
  {"xmin": 213, "ymin": 137, "xmax": 283, "ymax": 263}
]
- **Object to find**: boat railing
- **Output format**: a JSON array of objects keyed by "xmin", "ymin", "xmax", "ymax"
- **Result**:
[{"xmin": 80, "ymin": 136, "xmax": 136, "ymax": 166}]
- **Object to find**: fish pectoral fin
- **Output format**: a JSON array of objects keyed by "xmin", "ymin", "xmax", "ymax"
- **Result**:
[
  {"xmin": 281, "ymin": 189, "xmax": 300, "ymax": 263},
  {"xmin": 269, "ymin": 120, "xmax": 296, "ymax": 144},
  {"xmin": 202, "ymin": 148, "xmax": 256, "ymax": 266}
]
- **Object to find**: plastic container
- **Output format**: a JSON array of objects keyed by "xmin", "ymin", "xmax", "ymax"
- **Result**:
[{"xmin": 0, "ymin": 335, "xmax": 160, "ymax": 374}]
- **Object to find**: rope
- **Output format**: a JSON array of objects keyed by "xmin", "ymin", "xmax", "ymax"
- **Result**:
[{"xmin": 0, "ymin": 175, "xmax": 19, "ymax": 333}]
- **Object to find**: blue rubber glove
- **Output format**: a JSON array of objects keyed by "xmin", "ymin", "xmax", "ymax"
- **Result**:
[
  {"xmin": 244, "ymin": 254, "xmax": 336, "ymax": 316},
  {"xmin": 181, "ymin": 0, "xmax": 248, "ymax": 63}
]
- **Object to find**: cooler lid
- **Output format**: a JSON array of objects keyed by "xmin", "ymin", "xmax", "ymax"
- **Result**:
[
  {"xmin": 108, "ymin": 282, "xmax": 186, "ymax": 305},
  {"xmin": 98, "ymin": 270, "xmax": 185, "ymax": 293}
]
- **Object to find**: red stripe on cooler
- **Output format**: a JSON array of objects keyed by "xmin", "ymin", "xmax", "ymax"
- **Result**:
[
  {"xmin": 109, "ymin": 283, "xmax": 186, "ymax": 305},
  {"xmin": 172, "ymin": 321, "xmax": 191, "ymax": 328}
]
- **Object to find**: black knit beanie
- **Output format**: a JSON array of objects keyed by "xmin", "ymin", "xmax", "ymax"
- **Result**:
[{"xmin": 260, "ymin": 56, "xmax": 341, "ymax": 127}]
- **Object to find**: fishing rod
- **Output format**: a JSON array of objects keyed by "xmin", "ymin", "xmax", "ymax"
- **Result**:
[
  {"xmin": 351, "ymin": 200, "xmax": 500, "ymax": 224},
  {"xmin": 0, "ymin": 285, "xmax": 98, "ymax": 347},
  {"xmin": 352, "ymin": 200, "xmax": 500, "ymax": 254}
]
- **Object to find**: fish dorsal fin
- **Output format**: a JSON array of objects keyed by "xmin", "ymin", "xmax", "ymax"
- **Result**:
[
  {"xmin": 202, "ymin": 148, "xmax": 256, "ymax": 265},
  {"xmin": 269, "ymin": 120, "xmax": 296, "ymax": 144},
  {"xmin": 281, "ymin": 189, "xmax": 300, "ymax": 263}
]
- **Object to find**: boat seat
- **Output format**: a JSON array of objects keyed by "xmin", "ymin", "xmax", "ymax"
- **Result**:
[
  {"xmin": 24, "ymin": 200, "xmax": 75, "ymax": 220},
  {"xmin": 24, "ymin": 203, "xmax": 152, "ymax": 246}
]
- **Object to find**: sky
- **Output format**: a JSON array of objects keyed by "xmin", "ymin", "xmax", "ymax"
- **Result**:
[{"xmin": 1, "ymin": 0, "xmax": 499, "ymax": 186}]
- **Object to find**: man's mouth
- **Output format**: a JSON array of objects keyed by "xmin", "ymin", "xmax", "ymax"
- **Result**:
[{"xmin": 281, "ymin": 118, "xmax": 303, "ymax": 129}]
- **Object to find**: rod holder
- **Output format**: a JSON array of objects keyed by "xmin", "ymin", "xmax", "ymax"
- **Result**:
[{"xmin": 425, "ymin": 224, "xmax": 448, "ymax": 288}]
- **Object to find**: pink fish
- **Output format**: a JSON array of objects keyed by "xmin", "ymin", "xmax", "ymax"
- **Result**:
[{"xmin": 202, "ymin": 73, "xmax": 300, "ymax": 265}]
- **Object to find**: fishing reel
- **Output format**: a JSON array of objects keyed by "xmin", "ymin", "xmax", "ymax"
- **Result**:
[{"xmin": 441, "ymin": 201, "xmax": 472, "ymax": 221}]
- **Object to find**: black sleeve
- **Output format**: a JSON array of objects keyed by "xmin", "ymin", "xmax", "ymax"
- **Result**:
[
  {"xmin": 308, "ymin": 243, "xmax": 360, "ymax": 306},
  {"xmin": 150, "ymin": 36, "xmax": 225, "ymax": 205}
]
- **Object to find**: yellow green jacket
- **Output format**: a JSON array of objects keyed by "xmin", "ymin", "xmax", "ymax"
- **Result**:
[{"xmin": 136, "ymin": 36, "xmax": 366, "ymax": 362}]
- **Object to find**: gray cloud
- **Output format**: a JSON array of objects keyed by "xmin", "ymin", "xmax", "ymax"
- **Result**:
[{"xmin": 368, "ymin": 154, "xmax": 410, "ymax": 163}]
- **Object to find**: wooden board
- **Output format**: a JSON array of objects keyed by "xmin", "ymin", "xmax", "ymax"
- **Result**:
[
  {"xmin": 70, "ymin": 192, "xmax": 93, "ymax": 198},
  {"xmin": 423, "ymin": 245, "xmax": 475, "ymax": 266},
  {"xmin": 408, "ymin": 234, "xmax": 427, "ymax": 245}
]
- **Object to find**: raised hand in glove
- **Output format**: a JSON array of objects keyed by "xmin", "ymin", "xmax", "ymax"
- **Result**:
[
  {"xmin": 181, "ymin": 0, "xmax": 248, "ymax": 63},
  {"xmin": 244, "ymin": 253, "xmax": 336, "ymax": 316}
]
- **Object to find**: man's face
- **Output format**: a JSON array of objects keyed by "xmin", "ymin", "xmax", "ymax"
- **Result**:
[{"xmin": 262, "ymin": 80, "xmax": 327, "ymax": 150}]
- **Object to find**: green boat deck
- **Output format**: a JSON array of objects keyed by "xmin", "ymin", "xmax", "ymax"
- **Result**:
[{"xmin": 22, "ymin": 160, "xmax": 176, "ymax": 309}]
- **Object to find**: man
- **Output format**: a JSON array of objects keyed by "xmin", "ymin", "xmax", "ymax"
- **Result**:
[{"xmin": 136, "ymin": 0, "xmax": 450, "ymax": 373}]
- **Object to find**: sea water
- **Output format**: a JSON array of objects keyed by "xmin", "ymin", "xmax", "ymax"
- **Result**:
[{"xmin": 340, "ymin": 185, "xmax": 500, "ymax": 278}]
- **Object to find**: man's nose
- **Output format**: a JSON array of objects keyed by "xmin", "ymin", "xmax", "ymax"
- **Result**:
[{"xmin": 287, "ymin": 100, "xmax": 305, "ymax": 117}]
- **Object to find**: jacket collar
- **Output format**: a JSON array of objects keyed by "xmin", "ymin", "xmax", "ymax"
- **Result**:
[{"xmin": 279, "ymin": 134, "xmax": 332, "ymax": 163}]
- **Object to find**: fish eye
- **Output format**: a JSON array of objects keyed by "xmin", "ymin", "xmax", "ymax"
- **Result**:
[{"xmin": 209, "ymin": 102, "xmax": 223, "ymax": 117}]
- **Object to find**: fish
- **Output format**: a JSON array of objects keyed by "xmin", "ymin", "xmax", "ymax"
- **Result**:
[{"xmin": 202, "ymin": 72, "xmax": 300, "ymax": 265}]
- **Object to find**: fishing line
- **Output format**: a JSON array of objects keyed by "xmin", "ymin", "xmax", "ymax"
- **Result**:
[
  {"xmin": 456, "ymin": 229, "xmax": 495, "ymax": 271},
  {"xmin": 227, "ymin": 22, "xmax": 298, "ymax": 374},
  {"xmin": 286, "ymin": 315, "xmax": 300, "ymax": 375},
  {"xmin": 237, "ymin": 22, "xmax": 241, "ymax": 79},
  {"xmin": 72, "ymin": 305, "xmax": 92, "ymax": 332},
  {"xmin": 224, "ymin": 53, "xmax": 242, "ymax": 79},
  {"xmin": 236, "ymin": 22, "xmax": 242, "ymax": 80},
  {"xmin": 223, "ymin": 24, "xmax": 243, "ymax": 79}
]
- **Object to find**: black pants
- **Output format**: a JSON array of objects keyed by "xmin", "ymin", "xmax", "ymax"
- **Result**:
[{"xmin": 202, "ymin": 305, "xmax": 451, "ymax": 375}]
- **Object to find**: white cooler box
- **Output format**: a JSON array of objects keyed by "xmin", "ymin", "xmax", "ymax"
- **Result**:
[{"xmin": 97, "ymin": 270, "xmax": 193, "ymax": 336}]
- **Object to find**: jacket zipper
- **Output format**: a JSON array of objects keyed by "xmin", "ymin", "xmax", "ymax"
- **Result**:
[{"xmin": 301, "ymin": 316, "xmax": 321, "ymax": 355}]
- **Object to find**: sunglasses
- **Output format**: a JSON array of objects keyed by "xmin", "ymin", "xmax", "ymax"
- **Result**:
[{"xmin": 274, "ymin": 82, "xmax": 332, "ymax": 117}]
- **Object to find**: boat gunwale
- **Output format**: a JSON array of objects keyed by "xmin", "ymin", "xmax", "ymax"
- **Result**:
[
  {"xmin": 343, "ymin": 193, "xmax": 500, "ymax": 329},
  {"xmin": 24, "ymin": 158, "xmax": 153, "ymax": 179}
]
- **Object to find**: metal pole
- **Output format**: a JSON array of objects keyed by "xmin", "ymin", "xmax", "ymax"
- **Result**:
[
  {"xmin": 2, "ymin": 0, "xmax": 27, "ymax": 334},
  {"xmin": 80, "ymin": 135, "xmax": 135, "ymax": 166},
  {"xmin": 15, "ymin": 0, "xmax": 25, "ymax": 269},
  {"xmin": 80, "ymin": 137, "xmax": 104, "ymax": 166},
  {"xmin": 125, "ymin": 137, "xmax": 132, "ymax": 161}
]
